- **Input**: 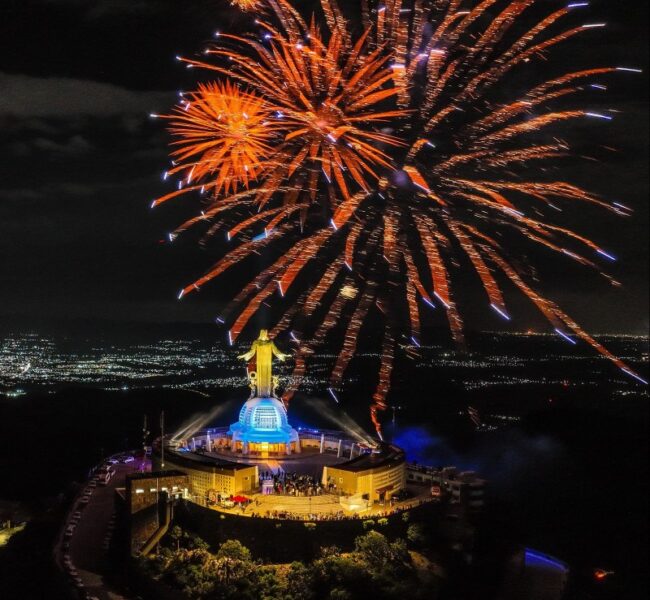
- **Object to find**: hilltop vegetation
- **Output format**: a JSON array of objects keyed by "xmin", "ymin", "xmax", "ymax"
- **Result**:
[{"xmin": 141, "ymin": 525, "xmax": 441, "ymax": 600}]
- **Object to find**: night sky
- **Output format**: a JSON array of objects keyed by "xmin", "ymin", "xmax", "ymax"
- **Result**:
[{"xmin": 0, "ymin": 0, "xmax": 648, "ymax": 335}]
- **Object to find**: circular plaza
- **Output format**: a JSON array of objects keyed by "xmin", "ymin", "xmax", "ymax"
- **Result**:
[
  {"xmin": 154, "ymin": 427, "xmax": 409, "ymax": 518},
  {"xmin": 151, "ymin": 330, "xmax": 410, "ymax": 518}
]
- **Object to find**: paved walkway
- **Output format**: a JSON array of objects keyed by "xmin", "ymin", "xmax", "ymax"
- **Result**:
[
  {"xmin": 54, "ymin": 458, "xmax": 147, "ymax": 599},
  {"xmin": 250, "ymin": 493, "xmax": 344, "ymax": 516},
  {"xmin": 210, "ymin": 485, "xmax": 436, "ymax": 520}
]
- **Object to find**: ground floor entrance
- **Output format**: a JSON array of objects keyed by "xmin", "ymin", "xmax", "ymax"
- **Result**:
[{"xmin": 231, "ymin": 440, "xmax": 300, "ymax": 458}]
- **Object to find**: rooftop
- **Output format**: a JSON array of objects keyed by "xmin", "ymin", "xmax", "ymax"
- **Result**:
[
  {"xmin": 154, "ymin": 441, "xmax": 257, "ymax": 473},
  {"xmin": 328, "ymin": 444, "xmax": 405, "ymax": 473},
  {"xmin": 126, "ymin": 470, "xmax": 187, "ymax": 481}
]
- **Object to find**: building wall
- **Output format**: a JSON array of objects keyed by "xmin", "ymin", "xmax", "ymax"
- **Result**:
[
  {"xmin": 128, "ymin": 473, "xmax": 189, "ymax": 515},
  {"xmin": 406, "ymin": 466, "xmax": 486, "ymax": 512},
  {"xmin": 187, "ymin": 467, "xmax": 216, "ymax": 501},
  {"xmin": 299, "ymin": 434, "xmax": 352, "ymax": 456},
  {"xmin": 368, "ymin": 462, "xmax": 406, "ymax": 499},
  {"xmin": 174, "ymin": 498, "xmax": 442, "ymax": 564},
  {"xmin": 233, "ymin": 467, "xmax": 258, "ymax": 494},
  {"xmin": 153, "ymin": 455, "xmax": 258, "ymax": 502},
  {"xmin": 300, "ymin": 437, "xmax": 321, "ymax": 450},
  {"xmin": 323, "ymin": 466, "xmax": 359, "ymax": 495},
  {"xmin": 323, "ymin": 459, "xmax": 406, "ymax": 502}
]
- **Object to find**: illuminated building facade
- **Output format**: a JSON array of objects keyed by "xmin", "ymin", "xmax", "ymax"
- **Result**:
[
  {"xmin": 322, "ymin": 445, "xmax": 406, "ymax": 503},
  {"xmin": 229, "ymin": 396, "xmax": 300, "ymax": 456},
  {"xmin": 152, "ymin": 450, "xmax": 258, "ymax": 503}
]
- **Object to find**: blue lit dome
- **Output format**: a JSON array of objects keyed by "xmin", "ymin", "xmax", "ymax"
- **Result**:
[
  {"xmin": 229, "ymin": 397, "xmax": 300, "ymax": 452},
  {"xmin": 238, "ymin": 397, "xmax": 290, "ymax": 430}
]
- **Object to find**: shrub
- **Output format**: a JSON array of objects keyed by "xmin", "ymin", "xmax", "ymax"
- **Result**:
[
  {"xmin": 407, "ymin": 523, "xmax": 426, "ymax": 548},
  {"xmin": 354, "ymin": 531, "xmax": 393, "ymax": 568},
  {"xmin": 285, "ymin": 561, "xmax": 316, "ymax": 600},
  {"xmin": 216, "ymin": 539, "xmax": 252, "ymax": 562},
  {"xmin": 320, "ymin": 545, "xmax": 341, "ymax": 558},
  {"xmin": 354, "ymin": 531, "xmax": 412, "ymax": 575}
]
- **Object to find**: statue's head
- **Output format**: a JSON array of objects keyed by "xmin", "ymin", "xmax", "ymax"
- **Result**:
[{"xmin": 259, "ymin": 329, "xmax": 269, "ymax": 341}]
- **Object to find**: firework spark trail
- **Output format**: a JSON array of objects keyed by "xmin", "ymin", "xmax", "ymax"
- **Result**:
[
  {"xmin": 153, "ymin": 0, "xmax": 645, "ymax": 434},
  {"xmin": 230, "ymin": 0, "xmax": 262, "ymax": 11}
]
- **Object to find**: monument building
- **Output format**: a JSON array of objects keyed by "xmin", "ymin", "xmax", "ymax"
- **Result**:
[
  {"xmin": 153, "ymin": 330, "xmax": 408, "ymax": 509},
  {"xmin": 228, "ymin": 330, "xmax": 300, "ymax": 456}
]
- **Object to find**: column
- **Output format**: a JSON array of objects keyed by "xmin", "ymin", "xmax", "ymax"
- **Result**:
[
  {"xmin": 349, "ymin": 443, "xmax": 355, "ymax": 459},
  {"xmin": 319, "ymin": 433, "xmax": 325, "ymax": 454},
  {"xmin": 337, "ymin": 439, "xmax": 343, "ymax": 458}
]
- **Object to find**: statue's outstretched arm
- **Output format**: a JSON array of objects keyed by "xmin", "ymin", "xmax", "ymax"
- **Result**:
[
  {"xmin": 237, "ymin": 344, "xmax": 257, "ymax": 361},
  {"xmin": 271, "ymin": 342, "xmax": 290, "ymax": 362}
]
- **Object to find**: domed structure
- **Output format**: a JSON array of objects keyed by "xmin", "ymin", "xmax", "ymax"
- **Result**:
[
  {"xmin": 237, "ymin": 397, "xmax": 291, "ymax": 430},
  {"xmin": 229, "ymin": 397, "xmax": 300, "ymax": 456},
  {"xmin": 228, "ymin": 331, "xmax": 300, "ymax": 457}
]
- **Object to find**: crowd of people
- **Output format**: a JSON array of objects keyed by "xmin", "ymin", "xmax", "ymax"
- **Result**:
[
  {"xmin": 213, "ymin": 489, "xmax": 432, "ymax": 521},
  {"xmin": 259, "ymin": 470, "xmax": 325, "ymax": 497},
  {"xmin": 245, "ymin": 500, "xmax": 430, "ymax": 522},
  {"xmin": 253, "ymin": 509, "xmax": 351, "ymax": 521}
]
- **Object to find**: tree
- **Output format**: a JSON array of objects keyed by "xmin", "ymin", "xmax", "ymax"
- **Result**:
[
  {"xmin": 255, "ymin": 565, "xmax": 286, "ymax": 599},
  {"xmin": 389, "ymin": 538, "xmax": 410, "ymax": 565},
  {"xmin": 313, "ymin": 553, "xmax": 371, "ymax": 598},
  {"xmin": 354, "ymin": 531, "xmax": 393, "ymax": 569},
  {"xmin": 284, "ymin": 561, "xmax": 316, "ymax": 600},
  {"xmin": 166, "ymin": 525, "xmax": 209, "ymax": 552},
  {"xmin": 320, "ymin": 545, "xmax": 342, "ymax": 558},
  {"xmin": 407, "ymin": 523, "xmax": 426, "ymax": 548},
  {"xmin": 169, "ymin": 525, "xmax": 183, "ymax": 552},
  {"xmin": 210, "ymin": 555, "xmax": 257, "ymax": 598},
  {"xmin": 163, "ymin": 548, "xmax": 217, "ymax": 597},
  {"xmin": 216, "ymin": 539, "xmax": 252, "ymax": 562},
  {"xmin": 354, "ymin": 532, "xmax": 412, "ymax": 578}
]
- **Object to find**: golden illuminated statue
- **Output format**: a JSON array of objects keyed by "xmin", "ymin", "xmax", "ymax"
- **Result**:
[{"xmin": 237, "ymin": 330, "xmax": 289, "ymax": 398}]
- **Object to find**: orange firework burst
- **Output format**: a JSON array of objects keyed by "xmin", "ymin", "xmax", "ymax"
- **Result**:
[
  {"xmin": 176, "ymin": 19, "xmax": 406, "ymax": 204},
  {"xmin": 158, "ymin": 82, "xmax": 277, "ymax": 195},
  {"xmin": 153, "ymin": 0, "xmax": 646, "ymax": 435}
]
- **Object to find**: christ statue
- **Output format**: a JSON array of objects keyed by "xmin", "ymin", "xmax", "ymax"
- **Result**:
[{"xmin": 237, "ymin": 330, "xmax": 289, "ymax": 398}]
